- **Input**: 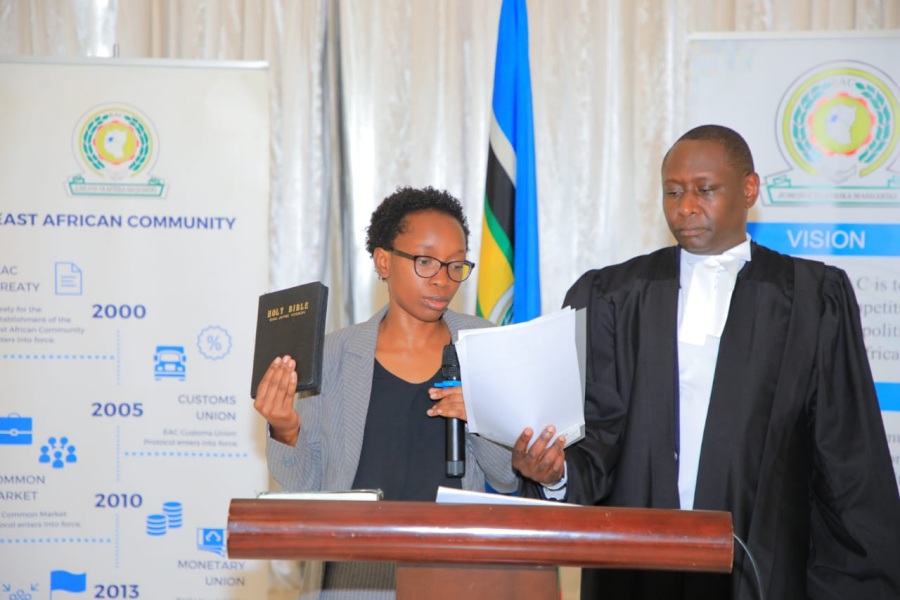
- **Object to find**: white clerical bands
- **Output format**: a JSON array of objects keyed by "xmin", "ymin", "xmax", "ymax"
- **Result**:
[{"xmin": 678, "ymin": 254, "xmax": 742, "ymax": 346}]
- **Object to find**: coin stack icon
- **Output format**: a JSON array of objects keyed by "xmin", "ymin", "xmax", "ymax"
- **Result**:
[
  {"xmin": 146, "ymin": 513, "xmax": 167, "ymax": 536},
  {"xmin": 163, "ymin": 501, "xmax": 183, "ymax": 529}
]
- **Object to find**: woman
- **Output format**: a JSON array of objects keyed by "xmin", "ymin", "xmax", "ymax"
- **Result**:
[{"xmin": 254, "ymin": 186, "xmax": 517, "ymax": 599}]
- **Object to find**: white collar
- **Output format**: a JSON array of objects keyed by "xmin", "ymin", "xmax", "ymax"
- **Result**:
[{"xmin": 681, "ymin": 236, "xmax": 752, "ymax": 266}]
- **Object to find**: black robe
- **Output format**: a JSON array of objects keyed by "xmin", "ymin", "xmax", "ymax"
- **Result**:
[{"xmin": 523, "ymin": 243, "xmax": 900, "ymax": 599}]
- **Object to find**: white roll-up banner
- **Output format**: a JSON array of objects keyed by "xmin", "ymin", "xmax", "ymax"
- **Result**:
[
  {"xmin": 1, "ymin": 58, "xmax": 269, "ymax": 598},
  {"xmin": 686, "ymin": 32, "xmax": 900, "ymax": 487}
]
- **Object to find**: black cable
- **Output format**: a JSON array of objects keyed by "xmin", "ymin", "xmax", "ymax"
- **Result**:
[{"xmin": 733, "ymin": 532, "xmax": 765, "ymax": 600}]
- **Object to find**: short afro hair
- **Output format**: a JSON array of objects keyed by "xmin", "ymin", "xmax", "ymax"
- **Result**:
[
  {"xmin": 664, "ymin": 124, "xmax": 755, "ymax": 175},
  {"xmin": 365, "ymin": 186, "xmax": 470, "ymax": 256}
]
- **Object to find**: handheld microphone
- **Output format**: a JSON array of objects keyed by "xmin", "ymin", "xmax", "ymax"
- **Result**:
[{"xmin": 437, "ymin": 343, "xmax": 465, "ymax": 477}]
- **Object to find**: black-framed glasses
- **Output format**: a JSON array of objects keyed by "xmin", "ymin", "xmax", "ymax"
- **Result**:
[{"xmin": 389, "ymin": 248, "xmax": 475, "ymax": 282}]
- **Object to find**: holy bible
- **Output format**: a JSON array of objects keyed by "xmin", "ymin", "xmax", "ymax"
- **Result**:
[{"xmin": 250, "ymin": 281, "xmax": 328, "ymax": 398}]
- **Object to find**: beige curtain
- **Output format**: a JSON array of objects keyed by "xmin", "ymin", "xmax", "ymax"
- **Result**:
[
  {"xmin": 1, "ymin": 3, "xmax": 897, "ymax": 592},
  {"xmin": 2, "ymin": 0, "xmax": 896, "ymax": 325}
]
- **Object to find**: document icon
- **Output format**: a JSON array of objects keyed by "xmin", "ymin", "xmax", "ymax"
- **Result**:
[{"xmin": 55, "ymin": 262, "xmax": 83, "ymax": 295}]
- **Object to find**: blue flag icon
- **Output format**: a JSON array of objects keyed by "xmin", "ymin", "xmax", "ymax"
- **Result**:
[{"xmin": 50, "ymin": 570, "xmax": 86, "ymax": 592}]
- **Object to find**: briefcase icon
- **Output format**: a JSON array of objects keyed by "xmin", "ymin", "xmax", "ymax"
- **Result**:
[{"xmin": 0, "ymin": 413, "xmax": 33, "ymax": 445}]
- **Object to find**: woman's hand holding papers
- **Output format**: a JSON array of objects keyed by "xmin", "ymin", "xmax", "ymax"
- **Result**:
[
  {"xmin": 513, "ymin": 426, "xmax": 566, "ymax": 487},
  {"xmin": 254, "ymin": 355, "xmax": 301, "ymax": 447}
]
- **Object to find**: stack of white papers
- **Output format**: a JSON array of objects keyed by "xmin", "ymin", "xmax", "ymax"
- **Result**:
[
  {"xmin": 257, "ymin": 489, "xmax": 383, "ymax": 501},
  {"xmin": 435, "ymin": 486, "xmax": 578, "ymax": 507},
  {"xmin": 456, "ymin": 307, "xmax": 586, "ymax": 449}
]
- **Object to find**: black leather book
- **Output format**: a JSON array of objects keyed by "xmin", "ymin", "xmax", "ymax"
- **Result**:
[{"xmin": 250, "ymin": 281, "xmax": 328, "ymax": 398}]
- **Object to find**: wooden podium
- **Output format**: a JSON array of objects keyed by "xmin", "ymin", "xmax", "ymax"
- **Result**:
[{"xmin": 227, "ymin": 499, "xmax": 733, "ymax": 599}]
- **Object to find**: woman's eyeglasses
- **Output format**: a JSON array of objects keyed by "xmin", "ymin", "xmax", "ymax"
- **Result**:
[{"xmin": 389, "ymin": 248, "xmax": 475, "ymax": 282}]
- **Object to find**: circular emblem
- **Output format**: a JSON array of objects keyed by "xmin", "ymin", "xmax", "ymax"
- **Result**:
[
  {"xmin": 197, "ymin": 325, "xmax": 233, "ymax": 360},
  {"xmin": 779, "ymin": 61, "xmax": 898, "ymax": 183},
  {"xmin": 73, "ymin": 104, "xmax": 158, "ymax": 182}
]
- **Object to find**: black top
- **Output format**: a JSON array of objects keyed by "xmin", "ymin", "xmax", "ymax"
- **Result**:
[{"xmin": 352, "ymin": 360, "xmax": 462, "ymax": 500}]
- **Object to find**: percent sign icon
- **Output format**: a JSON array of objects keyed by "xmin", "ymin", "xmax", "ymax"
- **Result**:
[
  {"xmin": 207, "ymin": 335, "xmax": 222, "ymax": 351},
  {"xmin": 197, "ymin": 326, "xmax": 231, "ymax": 360}
]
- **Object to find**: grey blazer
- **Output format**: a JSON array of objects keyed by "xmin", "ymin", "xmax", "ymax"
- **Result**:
[{"xmin": 267, "ymin": 305, "xmax": 518, "ymax": 495}]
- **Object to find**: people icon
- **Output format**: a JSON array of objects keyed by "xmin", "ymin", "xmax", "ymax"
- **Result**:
[{"xmin": 38, "ymin": 435, "xmax": 77, "ymax": 468}]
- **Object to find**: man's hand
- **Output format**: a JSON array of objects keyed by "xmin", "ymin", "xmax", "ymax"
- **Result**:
[
  {"xmin": 253, "ymin": 355, "xmax": 301, "ymax": 446},
  {"xmin": 512, "ymin": 425, "xmax": 566, "ymax": 487}
]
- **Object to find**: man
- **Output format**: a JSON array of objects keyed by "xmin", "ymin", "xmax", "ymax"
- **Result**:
[{"xmin": 515, "ymin": 125, "xmax": 900, "ymax": 599}]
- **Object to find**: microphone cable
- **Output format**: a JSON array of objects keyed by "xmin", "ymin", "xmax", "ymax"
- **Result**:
[{"xmin": 733, "ymin": 532, "xmax": 765, "ymax": 600}]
